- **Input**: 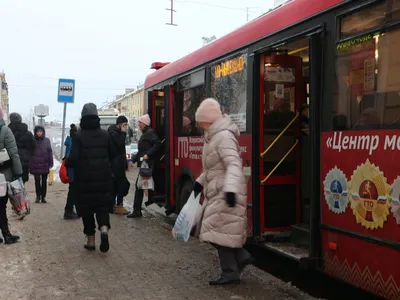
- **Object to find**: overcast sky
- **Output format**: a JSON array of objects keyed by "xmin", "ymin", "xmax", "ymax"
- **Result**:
[{"xmin": 0, "ymin": 0, "xmax": 275, "ymax": 124}]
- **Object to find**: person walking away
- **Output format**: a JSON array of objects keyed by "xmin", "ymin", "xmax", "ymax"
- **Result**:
[
  {"xmin": 192, "ymin": 98, "xmax": 253, "ymax": 285},
  {"xmin": 0, "ymin": 107, "xmax": 23, "ymax": 244},
  {"xmin": 63, "ymin": 124, "xmax": 79, "ymax": 219},
  {"xmin": 30, "ymin": 126, "xmax": 53, "ymax": 203},
  {"xmin": 66, "ymin": 103, "xmax": 115, "ymax": 252},
  {"xmin": 127, "ymin": 114, "xmax": 161, "ymax": 218},
  {"xmin": 108, "ymin": 116, "xmax": 130, "ymax": 215},
  {"xmin": 8, "ymin": 112, "xmax": 36, "ymax": 183}
]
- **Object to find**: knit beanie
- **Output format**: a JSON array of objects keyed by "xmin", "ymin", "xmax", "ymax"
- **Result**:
[
  {"xmin": 81, "ymin": 103, "xmax": 98, "ymax": 118},
  {"xmin": 195, "ymin": 98, "xmax": 222, "ymax": 123},
  {"xmin": 117, "ymin": 115, "xmax": 128, "ymax": 125},
  {"xmin": 9, "ymin": 113, "xmax": 22, "ymax": 123},
  {"xmin": 138, "ymin": 114, "xmax": 151, "ymax": 126}
]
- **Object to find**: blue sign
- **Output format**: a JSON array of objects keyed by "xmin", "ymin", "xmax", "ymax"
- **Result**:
[{"xmin": 58, "ymin": 78, "xmax": 75, "ymax": 103}]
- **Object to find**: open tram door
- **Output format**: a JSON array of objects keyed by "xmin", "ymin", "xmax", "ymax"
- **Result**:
[
  {"xmin": 259, "ymin": 51, "xmax": 304, "ymax": 234},
  {"xmin": 147, "ymin": 87, "xmax": 175, "ymax": 212}
]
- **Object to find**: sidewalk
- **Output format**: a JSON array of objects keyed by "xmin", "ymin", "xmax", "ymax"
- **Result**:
[{"xmin": 0, "ymin": 173, "xmax": 317, "ymax": 300}]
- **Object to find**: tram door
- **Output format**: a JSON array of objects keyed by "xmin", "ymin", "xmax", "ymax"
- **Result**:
[
  {"xmin": 259, "ymin": 52, "xmax": 304, "ymax": 232},
  {"xmin": 149, "ymin": 89, "xmax": 167, "ymax": 199}
]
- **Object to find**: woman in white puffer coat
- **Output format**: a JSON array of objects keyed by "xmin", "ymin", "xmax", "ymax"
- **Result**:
[{"xmin": 193, "ymin": 98, "xmax": 253, "ymax": 286}]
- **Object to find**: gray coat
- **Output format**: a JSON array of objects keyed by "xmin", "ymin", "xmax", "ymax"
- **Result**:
[{"xmin": 0, "ymin": 119, "xmax": 23, "ymax": 181}]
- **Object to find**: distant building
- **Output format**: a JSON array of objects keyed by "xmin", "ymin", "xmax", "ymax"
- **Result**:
[
  {"xmin": 109, "ymin": 85, "xmax": 144, "ymax": 121},
  {"xmin": 0, "ymin": 72, "xmax": 9, "ymax": 121}
]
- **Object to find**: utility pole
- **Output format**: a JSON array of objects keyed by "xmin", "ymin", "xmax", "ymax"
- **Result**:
[{"xmin": 166, "ymin": 0, "xmax": 178, "ymax": 26}]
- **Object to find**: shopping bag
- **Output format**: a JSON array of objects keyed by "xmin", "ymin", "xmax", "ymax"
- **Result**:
[
  {"xmin": 8, "ymin": 178, "xmax": 30, "ymax": 219},
  {"xmin": 59, "ymin": 159, "xmax": 70, "ymax": 184},
  {"xmin": 172, "ymin": 191, "xmax": 203, "ymax": 242},
  {"xmin": 137, "ymin": 174, "xmax": 154, "ymax": 191}
]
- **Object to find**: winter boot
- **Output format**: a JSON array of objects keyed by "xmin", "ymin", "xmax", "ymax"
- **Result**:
[
  {"xmin": 84, "ymin": 235, "xmax": 95, "ymax": 251},
  {"xmin": 115, "ymin": 204, "xmax": 129, "ymax": 215},
  {"xmin": 64, "ymin": 210, "xmax": 79, "ymax": 220},
  {"xmin": 127, "ymin": 211, "xmax": 143, "ymax": 218},
  {"xmin": 99, "ymin": 226, "xmax": 109, "ymax": 253},
  {"xmin": 2, "ymin": 225, "xmax": 20, "ymax": 245}
]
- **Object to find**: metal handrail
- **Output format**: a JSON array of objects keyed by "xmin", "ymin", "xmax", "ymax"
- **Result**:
[
  {"xmin": 260, "ymin": 139, "xmax": 299, "ymax": 185},
  {"xmin": 260, "ymin": 111, "xmax": 299, "ymax": 158},
  {"xmin": 160, "ymin": 139, "xmax": 166, "ymax": 162}
]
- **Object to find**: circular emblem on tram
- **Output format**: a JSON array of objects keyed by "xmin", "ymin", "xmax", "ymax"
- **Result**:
[
  {"xmin": 323, "ymin": 166, "xmax": 349, "ymax": 214},
  {"xmin": 349, "ymin": 159, "xmax": 390, "ymax": 230},
  {"xmin": 390, "ymin": 176, "xmax": 400, "ymax": 225}
]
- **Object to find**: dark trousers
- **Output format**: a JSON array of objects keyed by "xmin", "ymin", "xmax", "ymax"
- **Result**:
[
  {"xmin": 133, "ymin": 175, "xmax": 153, "ymax": 213},
  {"xmin": 34, "ymin": 173, "xmax": 48, "ymax": 198},
  {"xmin": 113, "ymin": 179, "xmax": 125, "ymax": 206},
  {"xmin": 214, "ymin": 245, "xmax": 251, "ymax": 280},
  {"xmin": 0, "ymin": 196, "xmax": 10, "ymax": 236},
  {"xmin": 81, "ymin": 212, "xmax": 110, "ymax": 236},
  {"xmin": 65, "ymin": 183, "xmax": 76, "ymax": 212}
]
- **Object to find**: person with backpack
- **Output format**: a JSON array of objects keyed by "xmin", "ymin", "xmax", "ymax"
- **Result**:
[
  {"xmin": 63, "ymin": 124, "xmax": 79, "ymax": 219},
  {"xmin": 0, "ymin": 107, "xmax": 23, "ymax": 244},
  {"xmin": 8, "ymin": 113, "xmax": 36, "ymax": 183}
]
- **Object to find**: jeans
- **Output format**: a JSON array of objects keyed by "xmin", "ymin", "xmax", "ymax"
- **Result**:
[
  {"xmin": 65, "ymin": 183, "xmax": 76, "ymax": 213},
  {"xmin": 113, "ymin": 179, "xmax": 125, "ymax": 206},
  {"xmin": 81, "ymin": 212, "xmax": 110, "ymax": 236},
  {"xmin": 34, "ymin": 173, "xmax": 48, "ymax": 198},
  {"xmin": 214, "ymin": 245, "xmax": 251, "ymax": 280},
  {"xmin": 133, "ymin": 175, "xmax": 153, "ymax": 213}
]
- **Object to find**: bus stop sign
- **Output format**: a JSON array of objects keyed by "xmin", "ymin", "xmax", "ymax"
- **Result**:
[{"xmin": 58, "ymin": 78, "xmax": 75, "ymax": 103}]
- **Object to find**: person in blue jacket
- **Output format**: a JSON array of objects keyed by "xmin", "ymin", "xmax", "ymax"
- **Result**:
[{"xmin": 64, "ymin": 124, "xmax": 79, "ymax": 220}]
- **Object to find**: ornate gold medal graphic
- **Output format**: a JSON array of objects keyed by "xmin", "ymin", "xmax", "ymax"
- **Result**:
[{"xmin": 349, "ymin": 159, "xmax": 390, "ymax": 230}]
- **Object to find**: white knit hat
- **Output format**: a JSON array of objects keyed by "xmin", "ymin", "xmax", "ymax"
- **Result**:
[
  {"xmin": 195, "ymin": 98, "xmax": 222, "ymax": 123},
  {"xmin": 139, "ymin": 114, "xmax": 151, "ymax": 126}
]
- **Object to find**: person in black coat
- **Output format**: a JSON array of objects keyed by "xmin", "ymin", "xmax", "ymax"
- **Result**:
[
  {"xmin": 127, "ymin": 114, "xmax": 161, "ymax": 218},
  {"xmin": 66, "ymin": 103, "xmax": 115, "ymax": 253},
  {"xmin": 8, "ymin": 113, "xmax": 36, "ymax": 183},
  {"xmin": 108, "ymin": 116, "xmax": 130, "ymax": 215}
]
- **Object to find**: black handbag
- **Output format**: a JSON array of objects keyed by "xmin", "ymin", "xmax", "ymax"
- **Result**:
[{"xmin": 139, "ymin": 161, "xmax": 153, "ymax": 177}]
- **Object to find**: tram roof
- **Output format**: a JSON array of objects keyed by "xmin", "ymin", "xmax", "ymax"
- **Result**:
[{"xmin": 144, "ymin": 0, "xmax": 344, "ymax": 89}]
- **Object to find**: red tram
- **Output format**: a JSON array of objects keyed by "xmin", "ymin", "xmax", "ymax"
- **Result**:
[{"xmin": 144, "ymin": 0, "xmax": 400, "ymax": 298}]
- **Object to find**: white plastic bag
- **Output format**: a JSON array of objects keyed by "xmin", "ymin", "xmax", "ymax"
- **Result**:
[
  {"xmin": 8, "ymin": 178, "xmax": 30, "ymax": 219},
  {"xmin": 172, "ymin": 191, "xmax": 203, "ymax": 242},
  {"xmin": 137, "ymin": 175, "xmax": 154, "ymax": 191}
]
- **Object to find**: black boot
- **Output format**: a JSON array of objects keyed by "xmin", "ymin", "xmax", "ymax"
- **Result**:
[
  {"xmin": 0, "ymin": 237, "xmax": 3, "ymax": 243},
  {"xmin": 127, "ymin": 211, "xmax": 143, "ymax": 218},
  {"xmin": 2, "ymin": 225, "xmax": 20, "ymax": 245},
  {"xmin": 209, "ymin": 277, "xmax": 240, "ymax": 286},
  {"xmin": 35, "ymin": 196, "xmax": 41, "ymax": 203},
  {"xmin": 41, "ymin": 197, "xmax": 47, "ymax": 203},
  {"xmin": 64, "ymin": 210, "xmax": 79, "ymax": 220}
]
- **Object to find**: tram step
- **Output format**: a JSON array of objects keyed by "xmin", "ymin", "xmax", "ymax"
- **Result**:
[
  {"xmin": 290, "ymin": 224, "xmax": 310, "ymax": 248},
  {"xmin": 261, "ymin": 242, "xmax": 309, "ymax": 267}
]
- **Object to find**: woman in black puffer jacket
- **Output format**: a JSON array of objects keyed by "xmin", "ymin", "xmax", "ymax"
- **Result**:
[{"xmin": 8, "ymin": 113, "xmax": 36, "ymax": 183}]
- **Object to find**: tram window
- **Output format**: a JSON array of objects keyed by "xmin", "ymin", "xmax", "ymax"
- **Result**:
[
  {"xmin": 211, "ymin": 52, "xmax": 248, "ymax": 133},
  {"xmin": 340, "ymin": 1, "xmax": 400, "ymax": 39},
  {"xmin": 174, "ymin": 85, "xmax": 207, "ymax": 136},
  {"xmin": 333, "ymin": 26, "xmax": 400, "ymax": 130}
]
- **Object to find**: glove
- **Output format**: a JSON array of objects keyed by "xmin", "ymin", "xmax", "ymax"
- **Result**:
[
  {"xmin": 193, "ymin": 181, "xmax": 203, "ymax": 197},
  {"xmin": 226, "ymin": 192, "xmax": 236, "ymax": 207},
  {"xmin": 12, "ymin": 175, "xmax": 23, "ymax": 181}
]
